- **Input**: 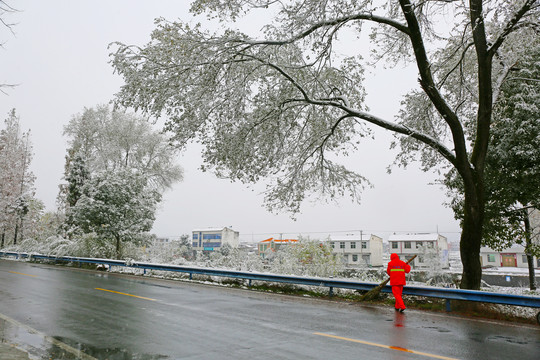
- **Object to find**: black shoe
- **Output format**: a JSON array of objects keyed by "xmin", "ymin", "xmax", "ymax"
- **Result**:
[
  {"xmin": 399, "ymin": 308, "xmax": 405, "ymax": 313},
  {"xmin": 395, "ymin": 308, "xmax": 400, "ymax": 312}
]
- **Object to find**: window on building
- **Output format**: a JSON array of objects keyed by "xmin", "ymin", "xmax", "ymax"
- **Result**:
[
  {"xmin": 193, "ymin": 234, "xmax": 199, "ymax": 240},
  {"xmin": 487, "ymin": 254, "xmax": 496, "ymax": 262},
  {"xmin": 361, "ymin": 241, "xmax": 367, "ymax": 249},
  {"xmin": 352, "ymin": 255, "xmax": 358, "ymax": 262},
  {"xmin": 203, "ymin": 233, "xmax": 222, "ymax": 240},
  {"xmin": 362, "ymin": 254, "xmax": 370, "ymax": 264},
  {"xmin": 418, "ymin": 256, "xmax": 424, "ymax": 263},
  {"xmin": 404, "ymin": 242, "xmax": 411, "ymax": 249},
  {"xmin": 350, "ymin": 242, "xmax": 356, "ymax": 249},
  {"xmin": 416, "ymin": 241, "xmax": 423, "ymax": 248},
  {"xmin": 522, "ymin": 255, "xmax": 528, "ymax": 263},
  {"xmin": 391, "ymin": 242, "xmax": 398, "ymax": 249},
  {"xmin": 427, "ymin": 242, "xmax": 434, "ymax": 248},
  {"xmin": 340, "ymin": 242, "xmax": 345, "ymax": 249},
  {"xmin": 330, "ymin": 242, "xmax": 335, "ymax": 248}
]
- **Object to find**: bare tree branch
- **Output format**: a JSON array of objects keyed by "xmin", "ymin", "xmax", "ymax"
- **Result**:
[
  {"xmin": 236, "ymin": 12, "xmax": 410, "ymax": 47},
  {"xmin": 488, "ymin": 0, "xmax": 539, "ymax": 56}
]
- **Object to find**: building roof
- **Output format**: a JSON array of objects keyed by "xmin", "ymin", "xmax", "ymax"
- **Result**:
[
  {"xmin": 259, "ymin": 238, "xmax": 298, "ymax": 244},
  {"xmin": 388, "ymin": 233, "xmax": 446, "ymax": 242},
  {"xmin": 480, "ymin": 244, "xmax": 526, "ymax": 253},
  {"xmin": 192, "ymin": 227, "xmax": 233, "ymax": 232},
  {"xmin": 329, "ymin": 234, "xmax": 376, "ymax": 242}
]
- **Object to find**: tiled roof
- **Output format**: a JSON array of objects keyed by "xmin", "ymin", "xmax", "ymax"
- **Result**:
[
  {"xmin": 259, "ymin": 238, "xmax": 298, "ymax": 243},
  {"xmin": 388, "ymin": 233, "xmax": 445, "ymax": 241}
]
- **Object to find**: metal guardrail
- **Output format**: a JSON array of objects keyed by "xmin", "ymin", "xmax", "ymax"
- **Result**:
[{"xmin": 2, "ymin": 251, "xmax": 539, "ymax": 323}]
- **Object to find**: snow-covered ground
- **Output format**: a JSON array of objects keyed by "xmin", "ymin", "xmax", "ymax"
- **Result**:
[{"xmin": 482, "ymin": 266, "xmax": 537, "ymax": 274}]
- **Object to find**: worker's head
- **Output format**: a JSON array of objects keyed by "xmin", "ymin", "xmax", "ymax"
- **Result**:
[{"xmin": 390, "ymin": 253, "xmax": 399, "ymax": 260}]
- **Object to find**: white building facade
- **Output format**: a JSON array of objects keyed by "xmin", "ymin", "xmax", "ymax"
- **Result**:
[
  {"xmin": 387, "ymin": 233, "xmax": 449, "ymax": 269},
  {"xmin": 328, "ymin": 234, "xmax": 383, "ymax": 267},
  {"xmin": 192, "ymin": 227, "xmax": 239, "ymax": 251},
  {"xmin": 479, "ymin": 208, "xmax": 540, "ymax": 268},
  {"xmin": 480, "ymin": 245, "xmax": 540, "ymax": 268}
]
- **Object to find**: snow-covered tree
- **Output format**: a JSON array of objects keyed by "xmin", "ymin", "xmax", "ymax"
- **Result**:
[
  {"xmin": 194, "ymin": 246, "xmax": 264, "ymax": 272},
  {"xmin": 446, "ymin": 42, "xmax": 540, "ymax": 289},
  {"xmin": 110, "ymin": 0, "xmax": 540, "ymax": 289},
  {"xmin": 269, "ymin": 238, "xmax": 343, "ymax": 277},
  {"xmin": 62, "ymin": 104, "xmax": 183, "ymax": 193},
  {"xmin": 69, "ymin": 169, "xmax": 162, "ymax": 258},
  {"xmin": 65, "ymin": 152, "xmax": 90, "ymax": 208},
  {"xmin": 59, "ymin": 105, "xmax": 183, "ymax": 254},
  {"xmin": 58, "ymin": 152, "xmax": 91, "ymax": 237},
  {"xmin": 0, "ymin": 109, "xmax": 37, "ymax": 246},
  {"xmin": 32, "ymin": 211, "xmax": 63, "ymax": 242}
]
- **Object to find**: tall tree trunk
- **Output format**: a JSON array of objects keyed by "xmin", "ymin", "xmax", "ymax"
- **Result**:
[
  {"xmin": 19, "ymin": 218, "xmax": 23, "ymax": 243},
  {"xmin": 459, "ymin": 215, "xmax": 483, "ymax": 289},
  {"xmin": 13, "ymin": 222, "xmax": 18, "ymax": 246},
  {"xmin": 115, "ymin": 235, "xmax": 121, "ymax": 259},
  {"xmin": 1, "ymin": 231, "xmax": 4, "ymax": 248},
  {"xmin": 523, "ymin": 210, "xmax": 537, "ymax": 291},
  {"xmin": 459, "ymin": 171, "xmax": 485, "ymax": 290}
]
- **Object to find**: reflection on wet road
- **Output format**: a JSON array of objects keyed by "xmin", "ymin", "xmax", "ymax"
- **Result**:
[{"xmin": 1, "ymin": 259, "xmax": 539, "ymax": 359}]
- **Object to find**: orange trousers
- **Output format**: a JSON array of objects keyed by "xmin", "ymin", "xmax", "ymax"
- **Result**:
[{"xmin": 391, "ymin": 285, "xmax": 406, "ymax": 310}]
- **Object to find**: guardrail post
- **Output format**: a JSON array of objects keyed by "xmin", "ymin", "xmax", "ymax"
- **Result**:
[
  {"xmin": 143, "ymin": 269, "xmax": 147, "ymax": 275},
  {"xmin": 248, "ymin": 279, "xmax": 252, "ymax": 288},
  {"xmin": 189, "ymin": 273, "xmax": 192, "ymax": 280},
  {"xmin": 445, "ymin": 299, "xmax": 452, "ymax": 312},
  {"xmin": 329, "ymin": 286, "xmax": 333, "ymax": 297}
]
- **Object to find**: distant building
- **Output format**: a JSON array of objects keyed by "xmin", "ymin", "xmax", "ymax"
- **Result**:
[
  {"xmin": 154, "ymin": 237, "xmax": 172, "ymax": 245},
  {"xmin": 387, "ymin": 233, "xmax": 449, "ymax": 269},
  {"xmin": 479, "ymin": 208, "xmax": 540, "ymax": 268},
  {"xmin": 480, "ymin": 245, "xmax": 540, "ymax": 268},
  {"xmin": 192, "ymin": 227, "xmax": 239, "ymax": 251},
  {"xmin": 258, "ymin": 238, "xmax": 298, "ymax": 258},
  {"xmin": 328, "ymin": 234, "xmax": 383, "ymax": 267}
]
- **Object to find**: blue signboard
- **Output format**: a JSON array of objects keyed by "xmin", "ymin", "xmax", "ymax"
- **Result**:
[{"xmin": 204, "ymin": 247, "xmax": 214, "ymax": 251}]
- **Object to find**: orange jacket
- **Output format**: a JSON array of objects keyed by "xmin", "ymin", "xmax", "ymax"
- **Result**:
[{"xmin": 386, "ymin": 253, "xmax": 411, "ymax": 286}]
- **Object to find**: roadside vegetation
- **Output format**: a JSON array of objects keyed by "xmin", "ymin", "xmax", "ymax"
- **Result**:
[{"xmin": 4, "ymin": 235, "xmax": 539, "ymax": 324}]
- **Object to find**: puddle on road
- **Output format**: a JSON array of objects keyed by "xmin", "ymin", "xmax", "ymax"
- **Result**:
[
  {"xmin": 422, "ymin": 326, "xmax": 451, "ymax": 333},
  {"xmin": 1, "ymin": 316, "xmax": 73, "ymax": 359},
  {"xmin": 487, "ymin": 335, "xmax": 529, "ymax": 345},
  {"xmin": 52, "ymin": 336, "xmax": 169, "ymax": 360},
  {"xmin": 0, "ymin": 317, "xmax": 169, "ymax": 359}
]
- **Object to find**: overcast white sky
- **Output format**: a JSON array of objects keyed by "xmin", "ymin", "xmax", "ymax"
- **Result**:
[{"xmin": 0, "ymin": 1, "xmax": 461, "ymax": 243}]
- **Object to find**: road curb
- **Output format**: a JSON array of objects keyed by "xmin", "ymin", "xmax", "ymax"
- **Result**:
[{"xmin": 0, "ymin": 343, "xmax": 30, "ymax": 360}]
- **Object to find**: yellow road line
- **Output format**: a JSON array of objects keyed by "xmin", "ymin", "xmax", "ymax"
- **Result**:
[
  {"xmin": 313, "ymin": 332, "xmax": 459, "ymax": 360},
  {"xmin": 9, "ymin": 271, "xmax": 37, "ymax": 277},
  {"xmin": 95, "ymin": 287, "xmax": 157, "ymax": 301}
]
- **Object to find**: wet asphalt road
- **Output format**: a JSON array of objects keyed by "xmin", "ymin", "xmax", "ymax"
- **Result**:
[{"xmin": 1, "ymin": 259, "xmax": 539, "ymax": 360}]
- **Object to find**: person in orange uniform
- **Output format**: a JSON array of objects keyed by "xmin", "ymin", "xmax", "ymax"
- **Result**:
[{"xmin": 387, "ymin": 253, "xmax": 411, "ymax": 312}]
